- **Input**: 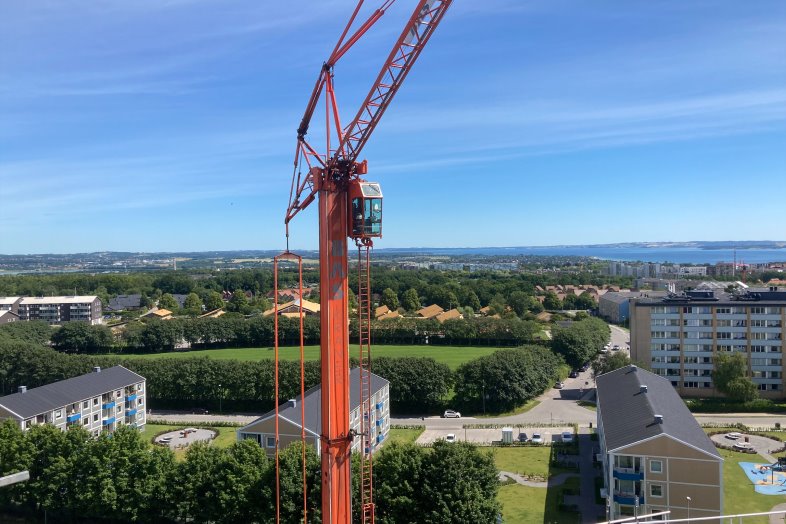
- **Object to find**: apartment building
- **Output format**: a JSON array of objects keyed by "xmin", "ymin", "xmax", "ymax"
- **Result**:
[
  {"xmin": 0, "ymin": 366, "xmax": 146, "ymax": 436},
  {"xmin": 599, "ymin": 291, "xmax": 668, "ymax": 324},
  {"xmin": 16, "ymin": 296, "xmax": 103, "ymax": 325},
  {"xmin": 631, "ymin": 287, "xmax": 786, "ymax": 398},
  {"xmin": 237, "ymin": 368, "xmax": 390, "ymax": 455},
  {"xmin": 0, "ymin": 297, "xmax": 22, "ymax": 312},
  {"xmin": 597, "ymin": 365, "xmax": 723, "ymax": 521}
]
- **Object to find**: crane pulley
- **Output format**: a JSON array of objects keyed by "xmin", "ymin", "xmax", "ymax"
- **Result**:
[{"xmin": 280, "ymin": 2, "xmax": 452, "ymax": 523}]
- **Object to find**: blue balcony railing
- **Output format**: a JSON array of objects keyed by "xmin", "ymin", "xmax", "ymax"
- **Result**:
[
  {"xmin": 102, "ymin": 401, "xmax": 116, "ymax": 410},
  {"xmin": 66, "ymin": 413, "xmax": 81, "ymax": 423},
  {"xmin": 613, "ymin": 494, "xmax": 644, "ymax": 506},
  {"xmin": 613, "ymin": 469, "xmax": 644, "ymax": 481},
  {"xmin": 102, "ymin": 417, "xmax": 116, "ymax": 426},
  {"xmin": 126, "ymin": 393, "xmax": 137, "ymax": 402},
  {"xmin": 376, "ymin": 402, "xmax": 383, "ymax": 410},
  {"xmin": 126, "ymin": 409, "xmax": 137, "ymax": 417}
]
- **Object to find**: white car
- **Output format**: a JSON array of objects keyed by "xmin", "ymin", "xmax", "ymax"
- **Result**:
[
  {"xmin": 733, "ymin": 441, "xmax": 753, "ymax": 451},
  {"xmin": 445, "ymin": 434, "xmax": 456, "ymax": 443},
  {"xmin": 725, "ymin": 432, "xmax": 743, "ymax": 440},
  {"xmin": 561, "ymin": 432, "xmax": 574, "ymax": 443},
  {"xmin": 530, "ymin": 433, "xmax": 543, "ymax": 444},
  {"xmin": 443, "ymin": 410, "xmax": 461, "ymax": 418}
]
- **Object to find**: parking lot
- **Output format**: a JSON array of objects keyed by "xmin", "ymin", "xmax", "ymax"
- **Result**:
[{"xmin": 416, "ymin": 426, "xmax": 574, "ymax": 445}]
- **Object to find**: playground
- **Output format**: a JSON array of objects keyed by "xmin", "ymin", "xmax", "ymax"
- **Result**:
[{"xmin": 740, "ymin": 462, "xmax": 786, "ymax": 495}]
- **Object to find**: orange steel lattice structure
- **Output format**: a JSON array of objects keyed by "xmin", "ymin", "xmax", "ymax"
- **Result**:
[{"xmin": 283, "ymin": 2, "xmax": 452, "ymax": 523}]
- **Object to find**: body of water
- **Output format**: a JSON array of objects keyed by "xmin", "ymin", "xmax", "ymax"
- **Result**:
[{"xmin": 386, "ymin": 246, "xmax": 786, "ymax": 264}]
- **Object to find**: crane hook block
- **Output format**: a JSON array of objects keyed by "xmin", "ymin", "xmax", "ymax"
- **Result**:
[
  {"xmin": 355, "ymin": 160, "xmax": 368, "ymax": 175},
  {"xmin": 348, "ymin": 180, "xmax": 383, "ymax": 240}
]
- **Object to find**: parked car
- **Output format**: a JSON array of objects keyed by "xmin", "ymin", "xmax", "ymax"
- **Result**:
[
  {"xmin": 518, "ymin": 433, "xmax": 529, "ymax": 443},
  {"xmin": 561, "ymin": 431, "xmax": 574, "ymax": 443},
  {"xmin": 580, "ymin": 363, "xmax": 590, "ymax": 372},
  {"xmin": 443, "ymin": 409, "xmax": 461, "ymax": 418},
  {"xmin": 569, "ymin": 370, "xmax": 579, "ymax": 379},
  {"xmin": 725, "ymin": 432, "xmax": 743, "ymax": 440},
  {"xmin": 733, "ymin": 441, "xmax": 753, "ymax": 451},
  {"xmin": 612, "ymin": 344, "xmax": 620, "ymax": 350},
  {"xmin": 445, "ymin": 434, "xmax": 456, "ymax": 443},
  {"xmin": 530, "ymin": 433, "xmax": 544, "ymax": 444},
  {"xmin": 554, "ymin": 382, "xmax": 564, "ymax": 389}
]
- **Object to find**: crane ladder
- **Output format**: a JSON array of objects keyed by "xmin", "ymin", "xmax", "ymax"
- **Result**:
[{"xmin": 357, "ymin": 244, "xmax": 375, "ymax": 524}]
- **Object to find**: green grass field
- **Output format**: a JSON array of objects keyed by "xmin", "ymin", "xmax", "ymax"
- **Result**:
[
  {"xmin": 386, "ymin": 427, "xmax": 425, "ymax": 445},
  {"xmin": 719, "ymin": 448, "xmax": 786, "ymax": 523},
  {"xmin": 140, "ymin": 423, "xmax": 239, "ymax": 460},
  {"xmin": 107, "ymin": 344, "xmax": 505, "ymax": 369}
]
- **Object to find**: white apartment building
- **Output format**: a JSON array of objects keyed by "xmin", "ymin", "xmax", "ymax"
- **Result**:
[{"xmin": 0, "ymin": 366, "xmax": 146, "ymax": 436}]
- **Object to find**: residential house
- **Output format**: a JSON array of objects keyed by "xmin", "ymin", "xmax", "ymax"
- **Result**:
[
  {"xmin": 416, "ymin": 304, "xmax": 444, "ymax": 320},
  {"xmin": 105, "ymin": 294, "xmax": 142, "ymax": 312},
  {"xmin": 597, "ymin": 365, "xmax": 722, "ymax": 521},
  {"xmin": 263, "ymin": 299, "xmax": 320, "ymax": 318},
  {"xmin": 143, "ymin": 308, "xmax": 174, "ymax": 320},
  {"xmin": 237, "ymin": 368, "xmax": 390, "ymax": 456},
  {"xmin": 0, "ymin": 366, "xmax": 147, "ymax": 437},
  {"xmin": 436, "ymin": 308, "xmax": 462, "ymax": 323}
]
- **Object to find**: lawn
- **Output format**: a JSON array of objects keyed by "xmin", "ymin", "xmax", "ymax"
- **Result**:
[
  {"xmin": 386, "ymin": 427, "xmax": 424, "ymax": 445},
  {"xmin": 498, "ymin": 479, "xmax": 580, "ymax": 524},
  {"xmin": 493, "ymin": 445, "xmax": 571, "ymax": 479},
  {"xmin": 104, "ymin": 344, "xmax": 504, "ymax": 369}
]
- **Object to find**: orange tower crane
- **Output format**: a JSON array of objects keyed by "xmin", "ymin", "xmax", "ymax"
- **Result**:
[{"xmin": 283, "ymin": 1, "xmax": 452, "ymax": 523}]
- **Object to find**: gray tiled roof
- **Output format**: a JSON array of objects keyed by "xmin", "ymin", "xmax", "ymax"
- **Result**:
[
  {"xmin": 106, "ymin": 294, "xmax": 142, "ymax": 311},
  {"xmin": 596, "ymin": 365, "xmax": 720, "ymax": 458},
  {"xmin": 0, "ymin": 366, "xmax": 144, "ymax": 419},
  {"xmin": 243, "ymin": 368, "xmax": 389, "ymax": 434}
]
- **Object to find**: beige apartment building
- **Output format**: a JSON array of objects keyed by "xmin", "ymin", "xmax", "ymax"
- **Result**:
[
  {"xmin": 597, "ymin": 365, "xmax": 723, "ymax": 521},
  {"xmin": 237, "ymin": 368, "xmax": 390, "ymax": 456},
  {"xmin": 631, "ymin": 287, "xmax": 786, "ymax": 398}
]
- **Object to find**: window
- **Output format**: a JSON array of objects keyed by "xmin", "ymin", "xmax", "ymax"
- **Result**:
[
  {"xmin": 55, "ymin": 409, "xmax": 62, "ymax": 419},
  {"xmin": 116, "ymin": 405, "xmax": 122, "ymax": 414},
  {"xmin": 83, "ymin": 417, "xmax": 89, "ymax": 426},
  {"xmin": 93, "ymin": 397, "xmax": 99, "ymax": 406},
  {"xmin": 716, "ymin": 307, "xmax": 731, "ymax": 314},
  {"xmin": 266, "ymin": 436, "xmax": 276, "ymax": 448},
  {"xmin": 116, "ymin": 390, "xmax": 122, "ymax": 398},
  {"xmin": 93, "ymin": 414, "xmax": 98, "ymax": 422},
  {"xmin": 83, "ymin": 401, "xmax": 89, "ymax": 409},
  {"xmin": 650, "ymin": 460, "xmax": 663, "ymax": 473},
  {"xmin": 650, "ymin": 484, "xmax": 663, "ymax": 497}
]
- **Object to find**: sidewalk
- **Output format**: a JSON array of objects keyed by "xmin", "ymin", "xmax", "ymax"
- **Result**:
[{"xmin": 576, "ymin": 427, "xmax": 605, "ymax": 523}]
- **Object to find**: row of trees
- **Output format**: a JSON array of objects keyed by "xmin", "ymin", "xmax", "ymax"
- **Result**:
[
  {"xmin": 551, "ymin": 317, "xmax": 610, "ymax": 368},
  {"xmin": 39, "ymin": 314, "xmax": 548, "ymax": 355},
  {"xmin": 1, "ymin": 336, "xmax": 561, "ymax": 414},
  {"xmin": 0, "ymin": 421, "xmax": 500, "ymax": 523}
]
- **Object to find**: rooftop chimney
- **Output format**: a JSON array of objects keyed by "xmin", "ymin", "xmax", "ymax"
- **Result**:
[
  {"xmin": 640, "ymin": 385, "xmax": 648, "ymax": 394},
  {"xmin": 18, "ymin": 386, "xmax": 27, "ymax": 394},
  {"xmin": 93, "ymin": 366, "xmax": 101, "ymax": 373},
  {"xmin": 654, "ymin": 414, "xmax": 663, "ymax": 424}
]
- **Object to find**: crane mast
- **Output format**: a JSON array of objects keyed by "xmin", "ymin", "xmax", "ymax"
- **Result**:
[{"xmin": 283, "ymin": 2, "xmax": 452, "ymax": 523}]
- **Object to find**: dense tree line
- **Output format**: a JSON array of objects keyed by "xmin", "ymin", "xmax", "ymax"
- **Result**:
[
  {"xmin": 0, "ymin": 421, "xmax": 499, "ymax": 523},
  {"xmin": 454, "ymin": 345, "xmax": 562, "ymax": 413},
  {"xmin": 551, "ymin": 317, "xmax": 610, "ymax": 368},
  {"xmin": 1, "ymin": 333, "xmax": 564, "ymax": 414}
]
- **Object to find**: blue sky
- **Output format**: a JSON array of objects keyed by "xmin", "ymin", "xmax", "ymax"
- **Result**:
[{"xmin": 1, "ymin": 0, "xmax": 785, "ymax": 254}]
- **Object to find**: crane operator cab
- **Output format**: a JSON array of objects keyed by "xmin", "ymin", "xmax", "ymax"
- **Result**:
[{"xmin": 348, "ymin": 181, "xmax": 383, "ymax": 239}]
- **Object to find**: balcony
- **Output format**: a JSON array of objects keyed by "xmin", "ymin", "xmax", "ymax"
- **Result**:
[
  {"xmin": 613, "ymin": 493, "xmax": 644, "ymax": 506},
  {"xmin": 376, "ymin": 401, "xmax": 383, "ymax": 410},
  {"xmin": 126, "ymin": 409, "xmax": 137, "ymax": 417},
  {"xmin": 613, "ymin": 468, "xmax": 643, "ymax": 481},
  {"xmin": 102, "ymin": 417, "xmax": 116, "ymax": 426},
  {"xmin": 126, "ymin": 393, "xmax": 137, "ymax": 402},
  {"xmin": 66, "ymin": 413, "xmax": 81, "ymax": 423}
]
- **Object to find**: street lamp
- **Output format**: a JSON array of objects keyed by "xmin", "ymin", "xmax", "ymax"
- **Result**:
[
  {"xmin": 686, "ymin": 496, "xmax": 691, "ymax": 522},
  {"xmin": 218, "ymin": 383, "xmax": 222, "ymax": 413}
]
